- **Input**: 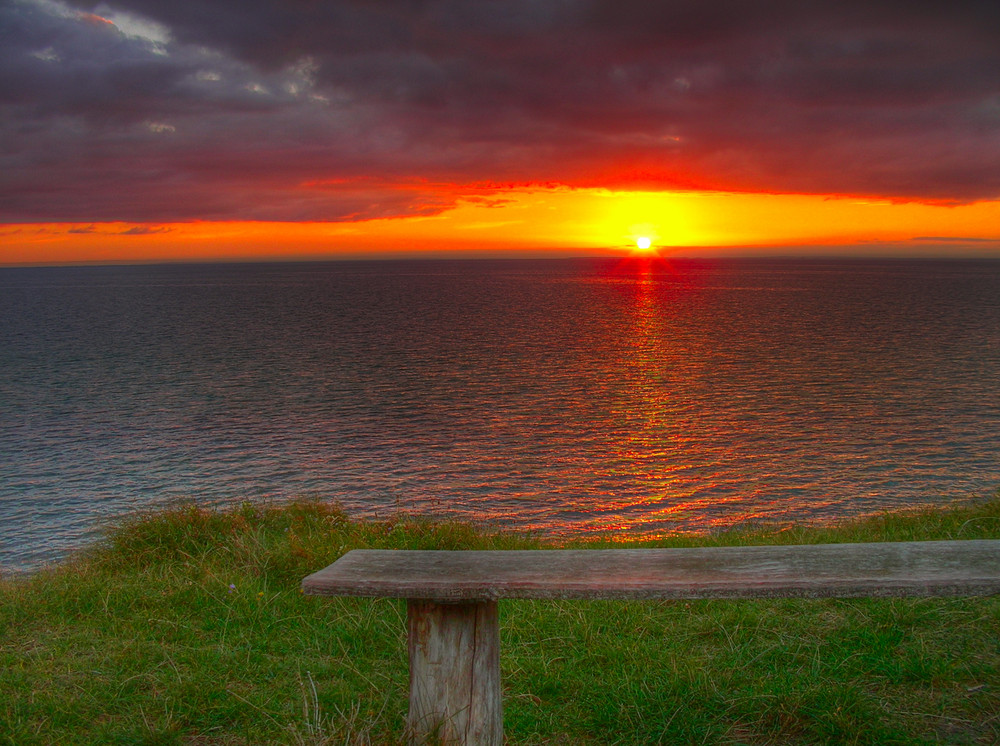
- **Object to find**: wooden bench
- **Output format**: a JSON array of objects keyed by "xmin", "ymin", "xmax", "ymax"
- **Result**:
[{"xmin": 302, "ymin": 540, "xmax": 1000, "ymax": 745}]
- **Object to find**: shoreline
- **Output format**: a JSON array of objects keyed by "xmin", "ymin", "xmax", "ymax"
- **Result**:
[
  {"xmin": 5, "ymin": 491, "xmax": 998, "ymax": 582},
  {"xmin": 5, "ymin": 491, "xmax": 999, "ymax": 582}
]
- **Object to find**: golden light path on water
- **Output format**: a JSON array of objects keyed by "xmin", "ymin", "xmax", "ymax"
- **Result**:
[{"xmin": 539, "ymin": 258, "xmax": 789, "ymax": 538}]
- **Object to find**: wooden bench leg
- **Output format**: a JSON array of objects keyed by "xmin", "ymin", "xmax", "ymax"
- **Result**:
[{"xmin": 406, "ymin": 599, "xmax": 502, "ymax": 746}]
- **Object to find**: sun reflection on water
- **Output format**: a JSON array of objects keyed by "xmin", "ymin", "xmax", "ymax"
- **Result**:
[{"xmin": 562, "ymin": 257, "xmax": 729, "ymax": 536}]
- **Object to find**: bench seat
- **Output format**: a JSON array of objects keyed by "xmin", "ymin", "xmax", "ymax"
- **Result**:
[{"xmin": 302, "ymin": 539, "xmax": 1000, "ymax": 601}]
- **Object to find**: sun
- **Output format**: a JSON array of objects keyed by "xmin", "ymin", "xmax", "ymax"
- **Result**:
[{"xmin": 636, "ymin": 236, "xmax": 652, "ymax": 250}]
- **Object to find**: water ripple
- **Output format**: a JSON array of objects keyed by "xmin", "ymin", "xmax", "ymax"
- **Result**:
[{"xmin": 2, "ymin": 258, "xmax": 1000, "ymax": 572}]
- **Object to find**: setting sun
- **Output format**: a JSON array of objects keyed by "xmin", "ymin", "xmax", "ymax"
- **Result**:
[{"xmin": 636, "ymin": 236, "xmax": 652, "ymax": 250}]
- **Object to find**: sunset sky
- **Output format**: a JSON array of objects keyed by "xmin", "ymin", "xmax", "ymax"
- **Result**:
[{"xmin": 2, "ymin": 0, "xmax": 1000, "ymax": 264}]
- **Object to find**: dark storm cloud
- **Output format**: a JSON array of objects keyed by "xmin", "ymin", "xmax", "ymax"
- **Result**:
[{"xmin": 2, "ymin": 0, "xmax": 999, "ymax": 222}]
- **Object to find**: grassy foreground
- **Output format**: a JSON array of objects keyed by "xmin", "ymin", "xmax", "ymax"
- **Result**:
[{"xmin": 2, "ymin": 498, "xmax": 1000, "ymax": 745}]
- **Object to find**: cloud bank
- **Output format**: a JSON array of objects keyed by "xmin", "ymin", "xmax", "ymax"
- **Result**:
[{"xmin": 2, "ymin": 0, "xmax": 999, "ymax": 222}]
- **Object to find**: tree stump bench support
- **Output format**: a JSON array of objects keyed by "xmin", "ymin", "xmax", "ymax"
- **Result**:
[{"xmin": 302, "ymin": 540, "xmax": 1000, "ymax": 745}]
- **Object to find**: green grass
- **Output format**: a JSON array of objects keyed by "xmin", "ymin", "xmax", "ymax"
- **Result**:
[{"xmin": 2, "ymin": 496, "xmax": 1000, "ymax": 744}]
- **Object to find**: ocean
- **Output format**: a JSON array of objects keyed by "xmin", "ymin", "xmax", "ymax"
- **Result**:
[{"xmin": 2, "ymin": 257, "xmax": 999, "ymax": 573}]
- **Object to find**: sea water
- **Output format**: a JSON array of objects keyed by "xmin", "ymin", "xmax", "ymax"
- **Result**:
[{"xmin": 2, "ymin": 257, "xmax": 999, "ymax": 573}]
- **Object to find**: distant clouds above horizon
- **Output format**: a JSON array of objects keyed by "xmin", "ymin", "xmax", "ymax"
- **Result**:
[{"xmin": 2, "ymin": 0, "xmax": 999, "ymax": 223}]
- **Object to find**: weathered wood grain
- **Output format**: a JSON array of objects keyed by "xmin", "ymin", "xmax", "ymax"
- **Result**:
[
  {"xmin": 302, "ymin": 540, "xmax": 1000, "ymax": 601},
  {"xmin": 407, "ymin": 600, "xmax": 501, "ymax": 746}
]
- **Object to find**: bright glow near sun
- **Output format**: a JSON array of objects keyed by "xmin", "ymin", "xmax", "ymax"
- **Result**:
[
  {"xmin": 636, "ymin": 236, "xmax": 652, "ymax": 250},
  {"xmin": 6, "ymin": 187, "xmax": 1000, "ymax": 266}
]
